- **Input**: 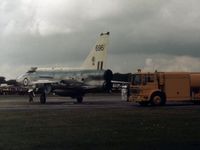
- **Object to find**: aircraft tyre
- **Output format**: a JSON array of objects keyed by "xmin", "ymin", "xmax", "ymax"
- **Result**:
[
  {"xmin": 40, "ymin": 93, "xmax": 46, "ymax": 104},
  {"xmin": 77, "ymin": 96, "xmax": 83, "ymax": 103},
  {"xmin": 150, "ymin": 92, "xmax": 166, "ymax": 106}
]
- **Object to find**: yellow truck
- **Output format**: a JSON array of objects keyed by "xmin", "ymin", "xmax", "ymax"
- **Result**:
[{"xmin": 128, "ymin": 70, "xmax": 200, "ymax": 106}]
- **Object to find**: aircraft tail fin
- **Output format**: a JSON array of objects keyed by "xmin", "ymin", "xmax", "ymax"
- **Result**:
[{"xmin": 81, "ymin": 32, "xmax": 110, "ymax": 70}]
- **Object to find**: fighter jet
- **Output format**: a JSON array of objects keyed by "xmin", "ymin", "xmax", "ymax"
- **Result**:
[{"xmin": 16, "ymin": 32, "xmax": 113, "ymax": 104}]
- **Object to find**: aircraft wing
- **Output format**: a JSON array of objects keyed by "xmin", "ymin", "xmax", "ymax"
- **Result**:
[
  {"xmin": 29, "ymin": 78, "xmax": 94, "ymax": 90},
  {"xmin": 53, "ymin": 79, "xmax": 99, "ymax": 91},
  {"xmin": 31, "ymin": 80, "xmax": 59, "ymax": 85},
  {"xmin": 112, "ymin": 80, "xmax": 129, "ymax": 84},
  {"xmin": 59, "ymin": 80, "xmax": 84, "ymax": 86}
]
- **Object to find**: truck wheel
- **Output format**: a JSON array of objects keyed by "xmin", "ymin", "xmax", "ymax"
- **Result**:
[
  {"xmin": 150, "ymin": 93, "xmax": 166, "ymax": 106},
  {"xmin": 139, "ymin": 101, "xmax": 149, "ymax": 106},
  {"xmin": 40, "ymin": 93, "xmax": 46, "ymax": 104},
  {"xmin": 77, "ymin": 96, "xmax": 83, "ymax": 103}
]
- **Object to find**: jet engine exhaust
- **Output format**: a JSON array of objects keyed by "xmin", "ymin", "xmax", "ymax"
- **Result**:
[{"xmin": 103, "ymin": 69, "xmax": 113, "ymax": 92}]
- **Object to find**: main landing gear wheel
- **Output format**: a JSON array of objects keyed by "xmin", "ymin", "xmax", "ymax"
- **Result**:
[
  {"xmin": 77, "ymin": 96, "xmax": 83, "ymax": 103},
  {"xmin": 40, "ymin": 93, "xmax": 46, "ymax": 104},
  {"xmin": 150, "ymin": 92, "xmax": 166, "ymax": 106}
]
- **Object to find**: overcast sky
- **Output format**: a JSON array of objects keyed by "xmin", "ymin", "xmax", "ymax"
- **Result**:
[{"xmin": 1, "ymin": 0, "xmax": 200, "ymax": 79}]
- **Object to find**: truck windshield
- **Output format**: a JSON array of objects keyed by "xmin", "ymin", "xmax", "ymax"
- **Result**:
[
  {"xmin": 144, "ymin": 74, "xmax": 154, "ymax": 83},
  {"xmin": 133, "ymin": 74, "xmax": 154, "ymax": 85},
  {"xmin": 133, "ymin": 74, "xmax": 142, "ymax": 85}
]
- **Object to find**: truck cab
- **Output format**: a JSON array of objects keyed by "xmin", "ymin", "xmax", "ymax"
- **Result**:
[{"xmin": 128, "ymin": 71, "xmax": 166, "ymax": 106}]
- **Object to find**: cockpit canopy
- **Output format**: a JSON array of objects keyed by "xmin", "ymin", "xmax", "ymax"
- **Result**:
[{"xmin": 27, "ymin": 67, "xmax": 37, "ymax": 73}]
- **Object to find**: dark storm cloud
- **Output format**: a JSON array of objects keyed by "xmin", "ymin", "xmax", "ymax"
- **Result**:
[
  {"xmin": 0, "ymin": 0, "xmax": 200, "ymax": 78},
  {"xmin": 106, "ymin": 0, "xmax": 200, "ymax": 56}
]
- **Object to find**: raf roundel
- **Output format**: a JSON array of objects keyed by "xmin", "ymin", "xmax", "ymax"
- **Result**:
[{"xmin": 23, "ymin": 78, "xmax": 29, "ymax": 86}]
